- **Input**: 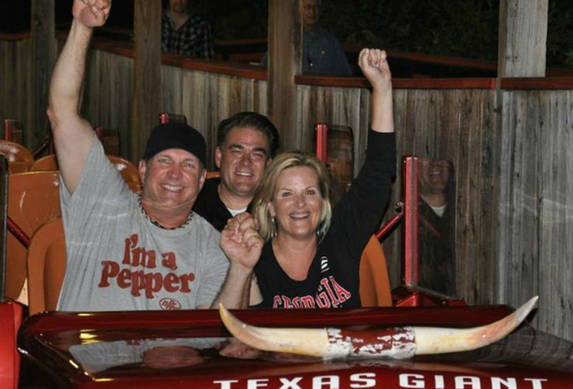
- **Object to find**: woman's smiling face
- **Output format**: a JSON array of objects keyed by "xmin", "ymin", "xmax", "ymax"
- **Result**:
[{"xmin": 269, "ymin": 166, "xmax": 323, "ymax": 241}]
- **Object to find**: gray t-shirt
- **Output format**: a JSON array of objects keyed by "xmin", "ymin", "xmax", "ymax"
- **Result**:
[{"xmin": 57, "ymin": 137, "xmax": 229, "ymax": 311}]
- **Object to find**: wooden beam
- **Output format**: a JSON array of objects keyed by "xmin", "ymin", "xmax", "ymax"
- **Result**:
[
  {"xmin": 132, "ymin": 0, "xmax": 162, "ymax": 162},
  {"xmin": 496, "ymin": 0, "xmax": 548, "ymax": 306},
  {"xmin": 267, "ymin": 0, "xmax": 302, "ymax": 151},
  {"xmin": 497, "ymin": 0, "xmax": 548, "ymax": 77},
  {"xmin": 30, "ymin": 0, "xmax": 56, "ymax": 151}
]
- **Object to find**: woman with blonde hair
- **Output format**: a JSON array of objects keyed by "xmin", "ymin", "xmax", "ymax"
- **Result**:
[{"xmin": 221, "ymin": 48, "xmax": 396, "ymax": 309}]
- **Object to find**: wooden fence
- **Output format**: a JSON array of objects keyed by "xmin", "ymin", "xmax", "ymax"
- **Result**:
[
  {"xmin": 499, "ymin": 81, "xmax": 573, "ymax": 339},
  {"xmin": 0, "ymin": 34, "xmax": 33, "ymax": 149},
  {"xmin": 1, "ymin": 34, "xmax": 572, "ymax": 342},
  {"xmin": 77, "ymin": 37, "xmax": 269, "ymax": 167}
]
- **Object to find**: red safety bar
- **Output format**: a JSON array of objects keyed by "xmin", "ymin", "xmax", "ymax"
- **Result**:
[
  {"xmin": 402, "ymin": 156, "xmax": 419, "ymax": 287},
  {"xmin": 7, "ymin": 217, "xmax": 30, "ymax": 248},
  {"xmin": 31, "ymin": 138, "xmax": 53, "ymax": 158},
  {"xmin": 375, "ymin": 210, "xmax": 403, "ymax": 240},
  {"xmin": 159, "ymin": 112, "xmax": 169, "ymax": 124},
  {"xmin": 4, "ymin": 119, "xmax": 54, "ymax": 157},
  {"xmin": 3, "ymin": 120, "xmax": 21, "ymax": 142},
  {"xmin": 159, "ymin": 112, "xmax": 187, "ymax": 125},
  {"xmin": 315, "ymin": 124, "xmax": 328, "ymax": 162}
]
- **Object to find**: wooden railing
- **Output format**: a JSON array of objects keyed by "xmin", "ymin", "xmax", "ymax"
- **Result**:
[{"xmin": 1, "ymin": 32, "xmax": 573, "ymax": 343}]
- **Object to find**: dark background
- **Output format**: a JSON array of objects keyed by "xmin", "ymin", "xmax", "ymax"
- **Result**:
[{"xmin": 2, "ymin": 0, "xmax": 572, "ymax": 69}]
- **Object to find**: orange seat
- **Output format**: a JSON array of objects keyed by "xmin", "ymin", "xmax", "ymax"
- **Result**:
[
  {"xmin": 206, "ymin": 171, "xmax": 220, "ymax": 179},
  {"xmin": 28, "ymin": 154, "xmax": 58, "ymax": 171},
  {"xmin": 359, "ymin": 235, "xmax": 392, "ymax": 307},
  {"xmin": 107, "ymin": 155, "xmax": 141, "ymax": 184},
  {"xmin": 0, "ymin": 140, "xmax": 34, "ymax": 173},
  {"xmin": 27, "ymin": 218, "xmax": 66, "ymax": 315},
  {"xmin": 6, "ymin": 171, "xmax": 61, "ymax": 302},
  {"xmin": 30, "ymin": 154, "xmax": 142, "ymax": 192},
  {"xmin": 23, "ymin": 212, "xmax": 391, "ymax": 314}
]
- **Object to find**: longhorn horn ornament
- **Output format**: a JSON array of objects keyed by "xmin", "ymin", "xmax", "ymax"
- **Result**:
[{"xmin": 219, "ymin": 296, "xmax": 538, "ymax": 360}]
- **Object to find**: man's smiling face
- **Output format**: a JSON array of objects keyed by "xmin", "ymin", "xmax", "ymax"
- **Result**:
[
  {"xmin": 215, "ymin": 127, "xmax": 271, "ymax": 202},
  {"xmin": 140, "ymin": 148, "xmax": 205, "ymax": 212}
]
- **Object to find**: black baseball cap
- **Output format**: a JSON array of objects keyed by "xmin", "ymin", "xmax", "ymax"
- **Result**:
[{"xmin": 143, "ymin": 123, "xmax": 207, "ymax": 166}]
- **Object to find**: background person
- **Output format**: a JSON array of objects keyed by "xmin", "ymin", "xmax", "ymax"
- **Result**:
[
  {"xmin": 417, "ymin": 158, "xmax": 456, "ymax": 296},
  {"xmin": 48, "ymin": 0, "xmax": 256, "ymax": 312},
  {"xmin": 162, "ymin": 0, "xmax": 214, "ymax": 59},
  {"xmin": 260, "ymin": 0, "xmax": 352, "ymax": 76},
  {"xmin": 193, "ymin": 112, "xmax": 280, "ymax": 231}
]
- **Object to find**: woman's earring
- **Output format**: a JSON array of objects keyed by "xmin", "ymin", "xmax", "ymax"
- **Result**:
[{"xmin": 271, "ymin": 216, "xmax": 277, "ymax": 239}]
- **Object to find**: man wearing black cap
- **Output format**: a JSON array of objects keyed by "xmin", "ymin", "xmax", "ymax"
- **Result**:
[{"xmin": 47, "ymin": 0, "xmax": 261, "ymax": 312}]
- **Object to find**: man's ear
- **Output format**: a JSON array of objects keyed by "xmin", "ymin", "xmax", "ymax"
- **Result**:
[
  {"xmin": 138, "ymin": 160, "xmax": 147, "ymax": 184},
  {"xmin": 265, "ymin": 157, "xmax": 272, "ymax": 168},
  {"xmin": 198, "ymin": 168, "xmax": 207, "ymax": 190},
  {"xmin": 215, "ymin": 147, "xmax": 223, "ymax": 169}
]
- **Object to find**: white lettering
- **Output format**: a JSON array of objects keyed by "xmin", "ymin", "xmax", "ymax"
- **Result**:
[
  {"xmin": 524, "ymin": 378, "xmax": 548, "ymax": 389},
  {"xmin": 313, "ymin": 375, "xmax": 339, "ymax": 389},
  {"xmin": 400, "ymin": 374, "xmax": 425, "ymax": 388},
  {"xmin": 492, "ymin": 377, "xmax": 517, "ymax": 389},
  {"xmin": 350, "ymin": 373, "xmax": 376, "ymax": 388},
  {"xmin": 435, "ymin": 374, "xmax": 445, "ymax": 389},
  {"xmin": 455, "ymin": 376, "xmax": 481, "ymax": 389},
  {"xmin": 279, "ymin": 377, "xmax": 303, "ymax": 389},
  {"xmin": 213, "ymin": 380, "xmax": 238, "ymax": 389},
  {"xmin": 248, "ymin": 379, "xmax": 269, "ymax": 389},
  {"xmin": 214, "ymin": 373, "xmax": 549, "ymax": 389}
]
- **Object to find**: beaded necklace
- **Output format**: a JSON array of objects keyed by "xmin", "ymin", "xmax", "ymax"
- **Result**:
[{"xmin": 137, "ymin": 195, "xmax": 193, "ymax": 230}]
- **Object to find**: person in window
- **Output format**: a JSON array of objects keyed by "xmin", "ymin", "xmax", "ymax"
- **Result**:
[
  {"xmin": 417, "ymin": 158, "xmax": 456, "ymax": 297},
  {"xmin": 162, "ymin": 0, "xmax": 214, "ymax": 59},
  {"xmin": 260, "ymin": 0, "xmax": 352, "ymax": 76}
]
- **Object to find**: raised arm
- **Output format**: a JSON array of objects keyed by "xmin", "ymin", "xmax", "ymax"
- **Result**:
[
  {"xmin": 358, "ymin": 48, "xmax": 394, "ymax": 134},
  {"xmin": 47, "ymin": 0, "xmax": 111, "ymax": 194}
]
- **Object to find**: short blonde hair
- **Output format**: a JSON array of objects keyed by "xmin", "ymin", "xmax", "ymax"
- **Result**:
[{"xmin": 252, "ymin": 151, "xmax": 332, "ymax": 241}]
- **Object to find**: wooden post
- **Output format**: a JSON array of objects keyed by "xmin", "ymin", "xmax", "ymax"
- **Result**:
[
  {"xmin": 267, "ymin": 0, "xmax": 302, "ymax": 151},
  {"xmin": 497, "ymin": 0, "xmax": 548, "ymax": 77},
  {"xmin": 132, "ymin": 0, "xmax": 162, "ymax": 162},
  {"xmin": 30, "ymin": 0, "xmax": 56, "ymax": 151},
  {"xmin": 496, "ymin": 0, "xmax": 548, "ymax": 307}
]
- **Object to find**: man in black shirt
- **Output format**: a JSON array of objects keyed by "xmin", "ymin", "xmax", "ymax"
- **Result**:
[{"xmin": 194, "ymin": 112, "xmax": 280, "ymax": 231}]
